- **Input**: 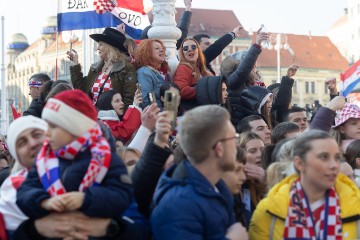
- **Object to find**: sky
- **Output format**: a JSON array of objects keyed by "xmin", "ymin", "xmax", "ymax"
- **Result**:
[{"xmin": 0, "ymin": 0, "xmax": 347, "ymax": 46}]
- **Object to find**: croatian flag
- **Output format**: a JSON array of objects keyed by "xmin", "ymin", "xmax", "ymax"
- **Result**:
[
  {"xmin": 57, "ymin": 0, "xmax": 121, "ymax": 31},
  {"xmin": 340, "ymin": 59, "xmax": 360, "ymax": 96},
  {"xmin": 94, "ymin": 0, "xmax": 150, "ymax": 39},
  {"xmin": 57, "ymin": 0, "xmax": 150, "ymax": 39}
]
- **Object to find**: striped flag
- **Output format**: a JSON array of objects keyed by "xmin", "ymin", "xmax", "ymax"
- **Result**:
[
  {"xmin": 57, "ymin": 0, "xmax": 150, "ymax": 39},
  {"xmin": 340, "ymin": 59, "xmax": 360, "ymax": 96},
  {"xmin": 94, "ymin": 0, "xmax": 150, "ymax": 39}
]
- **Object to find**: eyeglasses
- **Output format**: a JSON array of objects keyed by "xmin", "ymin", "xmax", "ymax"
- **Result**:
[
  {"xmin": 182, "ymin": 44, "xmax": 197, "ymax": 52},
  {"xmin": 212, "ymin": 133, "xmax": 240, "ymax": 149}
]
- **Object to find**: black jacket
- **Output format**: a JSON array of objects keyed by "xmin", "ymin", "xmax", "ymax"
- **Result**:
[
  {"xmin": 203, "ymin": 33, "xmax": 234, "ymax": 75},
  {"xmin": 235, "ymin": 86, "xmax": 271, "ymax": 125},
  {"xmin": 131, "ymin": 141, "xmax": 172, "ymax": 218},
  {"xmin": 22, "ymin": 98, "xmax": 45, "ymax": 118},
  {"xmin": 196, "ymin": 76, "xmax": 222, "ymax": 105},
  {"xmin": 270, "ymin": 75, "xmax": 294, "ymax": 125}
]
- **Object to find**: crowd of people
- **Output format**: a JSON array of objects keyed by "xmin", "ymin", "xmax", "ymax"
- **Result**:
[{"xmin": 0, "ymin": 1, "xmax": 360, "ymax": 239}]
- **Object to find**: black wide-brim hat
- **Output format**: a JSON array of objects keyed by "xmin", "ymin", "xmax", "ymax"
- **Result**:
[{"xmin": 90, "ymin": 27, "xmax": 128, "ymax": 54}]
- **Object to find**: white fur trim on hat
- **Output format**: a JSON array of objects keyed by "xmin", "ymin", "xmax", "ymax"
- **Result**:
[
  {"xmin": 258, "ymin": 92, "xmax": 272, "ymax": 114},
  {"xmin": 42, "ymin": 98, "xmax": 97, "ymax": 136},
  {"xmin": 7, "ymin": 116, "xmax": 48, "ymax": 163}
]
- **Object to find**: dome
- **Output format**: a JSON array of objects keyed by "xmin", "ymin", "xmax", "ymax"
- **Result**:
[
  {"xmin": 7, "ymin": 33, "xmax": 29, "ymax": 50},
  {"xmin": 42, "ymin": 16, "xmax": 57, "ymax": 35}
]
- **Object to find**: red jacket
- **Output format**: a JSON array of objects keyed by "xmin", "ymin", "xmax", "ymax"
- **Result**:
[
  {"xmin": 98, "ymin": 106, "xmax": 141, "ymax": 143},
  {"xmin": 173, "ymin": 64, "xmax": 198, "ymax": 100}
]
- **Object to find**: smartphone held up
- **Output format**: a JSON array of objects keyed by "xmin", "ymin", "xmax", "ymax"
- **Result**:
[{"xmin": 164, "ymin": 90, "xmax": 178, "ymax": 131}]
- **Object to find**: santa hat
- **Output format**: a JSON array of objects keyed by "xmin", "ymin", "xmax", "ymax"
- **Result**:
[
  {"xmin": 334, "ymin": 103, "xmax": 360, "ymax": 127},
  {"xmin": 42, "ymin": 89, "xmax": 97, "ymax": 137},
  {"xmin": 7, "ymin": 116, "xmax": 48, "ymax": 162}
]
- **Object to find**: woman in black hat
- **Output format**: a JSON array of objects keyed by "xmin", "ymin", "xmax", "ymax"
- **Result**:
[{"xmin": 67, "ymin": 27, "xmax": 137, "ymax": 112}]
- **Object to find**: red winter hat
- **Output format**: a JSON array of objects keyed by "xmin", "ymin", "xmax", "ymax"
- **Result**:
[{"xmin": 42, "ymin": 89, "xmax": 98, "ymax": 136}]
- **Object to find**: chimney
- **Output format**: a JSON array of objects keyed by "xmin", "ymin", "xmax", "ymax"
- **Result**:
[
  {"xmin": 344, "ymin": 8, "xmax": 348, "ymax": 15},
  {"xmin": 308, "ymin": 31, "xmax": 312, "ymax": 39}
]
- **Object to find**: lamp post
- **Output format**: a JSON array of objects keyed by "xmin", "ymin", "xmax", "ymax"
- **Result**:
[
  {"xmin": 267, "ymin": 33, "xmax": 289, "ymax": 83},
  {"xmin": 148, "ymin": 0, "xmax": 182, "ymax": 78}
]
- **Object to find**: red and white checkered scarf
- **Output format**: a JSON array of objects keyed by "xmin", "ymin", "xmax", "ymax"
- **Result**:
[
  {"xmin": 283, "ymin": 177, "xmax": 342, "ymax": 240},
  {"xmin": 36, "ymin": 124, "xmax": 111, "ymax": 197}
]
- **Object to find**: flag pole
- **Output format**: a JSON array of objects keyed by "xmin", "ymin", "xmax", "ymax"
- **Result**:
[
  {"xmin": 55, "ymin": 0, "xmax": 60, "ymax": 81},
  {"xmin": 1, "ymin": 16, "xmax": 7, "ymax": 135}
]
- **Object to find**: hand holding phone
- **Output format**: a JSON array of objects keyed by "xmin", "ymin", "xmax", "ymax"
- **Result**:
[
  {"xmin": 148, "ymin": 92, "xmax": 156, "ymax": 104},
  {"xmin": 164, "ymin": 90, "xmax": 178, "ymax": 131}
]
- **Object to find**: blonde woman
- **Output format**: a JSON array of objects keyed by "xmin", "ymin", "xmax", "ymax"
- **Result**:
[{"xmin": 67, "ymin": 27, "xmax": 137, "ymax": 111}]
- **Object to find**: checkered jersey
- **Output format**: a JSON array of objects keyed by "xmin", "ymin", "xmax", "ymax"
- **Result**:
[{"xmin": 91, "ymin": 73, "xmax": 112, "ymax": 105}]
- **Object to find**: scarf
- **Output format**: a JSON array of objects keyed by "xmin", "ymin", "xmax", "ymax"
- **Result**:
[
  {"xmin": 36, "ymin": 124, "xmax": 111, "ymax": 197},
  {"xmin": 283, "ymin": 177, "xmax": 342, "ymax": 240}
]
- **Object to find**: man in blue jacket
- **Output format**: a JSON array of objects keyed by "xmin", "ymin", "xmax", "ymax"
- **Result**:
[{"xmin": 150, "ymin": 105, "xmax": 247, "ymax": 240}]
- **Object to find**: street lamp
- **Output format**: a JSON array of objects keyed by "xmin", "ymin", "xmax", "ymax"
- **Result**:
[{"xmin": 266, "ymin": 33, "xmax": 289, "ymax": 83}]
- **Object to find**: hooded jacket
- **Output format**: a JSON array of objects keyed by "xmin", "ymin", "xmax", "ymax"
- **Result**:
[
  {"xmin": 249, "ymin": 174, "xmax": 360, "ymax": 240},
  {"xmin": 235, "ymin": 86, "xmax": 271, "ymax": 125},
  {"xmin": 196, "ymin": 76, "xmax": 223, "ymax": 105},
  {"xmin": 150, "ymin": 160, "xmax": 235, "ymax": 240}
]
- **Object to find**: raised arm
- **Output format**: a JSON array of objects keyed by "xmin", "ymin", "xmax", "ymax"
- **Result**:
[
  {"xmin": 203, "ymin": 26, "xmax": 243, "ymax": 64},
  {"xmin": 272, "ymin": 64, "xmax": 299, "ymax": 123},
  {"xmin": 226, "ymin": 30, "xmax": 267, "ymax": 90},
  {"xmin": 176, "ymin": 0, "xmax": 193, "ymax": 50},
  {"xmin": 131, "ymin": 111, "xmax": 172, "ymax": 218}
]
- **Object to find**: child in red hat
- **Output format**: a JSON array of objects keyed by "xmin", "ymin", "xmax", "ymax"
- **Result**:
[{"xmin": 16, "ymin": 89, "xmax": 132, "ymax": 220}]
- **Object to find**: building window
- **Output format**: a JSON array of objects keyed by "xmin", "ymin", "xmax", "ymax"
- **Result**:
[
  {"xmin": 305, "ymin": 82, "xmax": 309, "ymax": 93},
  {"xmin": 311, "ymin": 82, "xmax": 315, "ymax": 94},
  {"xmin": 293, "ymin": 81, "xmax": 297, "ymax": 94}
]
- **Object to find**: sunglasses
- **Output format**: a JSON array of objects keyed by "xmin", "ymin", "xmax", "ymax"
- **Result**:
[{"xmin": 182, "ymin": 44, "xmax": 197, "ymax": 52}]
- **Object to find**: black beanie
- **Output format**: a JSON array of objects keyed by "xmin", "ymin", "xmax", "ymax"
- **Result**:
[{"xmin": 96, "ymin": 90, "xmax": 118, "ymax": 111}]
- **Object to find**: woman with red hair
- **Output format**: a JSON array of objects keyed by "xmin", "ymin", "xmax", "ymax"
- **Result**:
[
  {"xmin": 134, "ymin": 39, "xmax": 170, "ymax": 108},
  {"xmin": 173, "ymin": 38, "xmax": 212, "ymax": 110}
]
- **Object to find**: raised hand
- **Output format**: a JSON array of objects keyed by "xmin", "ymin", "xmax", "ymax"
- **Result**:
[
  {"xmin": 232, "ymin": 25, "xmax": 243, "ymax": 37},
  {"xmin": 141, "ymin": 103, "xmax": 160, "ymax": 131},
  {"xmin": 116, "ymin": 23, "xmax": 126, "ymax": 34},
  {"xmin": 66, "ymin": 49, "xmax": 79, "ymax": 64},
  {"xmin": 255, "ymin": 29, "xmax": 269, "ymax": 46},
  {"xmin": 325, "ymin": 77, "xmax": 338, "ymax": 95},
  {"xmin": 154, "ymin": 111, "xmax": 172, "ymax": 148},
  {"xmin": 287, "ymin": 64, "xmax": 300, "ymax": 78},
  {"xmin": 133, "ymin": 89, "xmax": 143, "ymax": 107}
]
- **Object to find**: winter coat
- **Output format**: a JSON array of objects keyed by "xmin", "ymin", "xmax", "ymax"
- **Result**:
[
  {"xmin": 310, "ymin": 106, "xmax": 336, "ymax": 132},
  {"xmin": 131, "ymin": 141, "xmax": 172, "ymax": 218},
  {"xmin": 16, "ymin": 149, "xmax": 132, "ymax": 220},
  {"xmin": 70, "ymin": 60, "xmax": 137, "ymax": 112},
  {"xmin": 249, "ymin": 174, "xmax": 360, "ymax": 240},
  {"xmin": 174, "ymin": 63, "xmax": 211, "ymax": 110},
  {"xmin": 23, "ymin": 98, "xmax": 45, "ymax": 118},
  {"xmin": 223, "ymin": 44, "xmax": 262, "ymax": 95},
  {"xmin": 196, "ymin": 76, "xmax": 222, "ymax": 105},
  {"xmin": 150, "ymin": 160, "xmax": 235, "ymax": 240},
  {"xmin": 137, "ymin": 66, "xmax": 166, "ymax": 108},
  {"xmin": 203, "ymin": 33, "xmax": 234, "ymax": 75},
  {"xmin": 98, "ymin": 106, "xmax": 141, "ymax": 143},
  {"xmin": 270, "ymin": 75, "xmax": 294, "ymax": 125},
  {"xmin": 235, "ymin": 85, "xmax": 271, "ymax": 126}
]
